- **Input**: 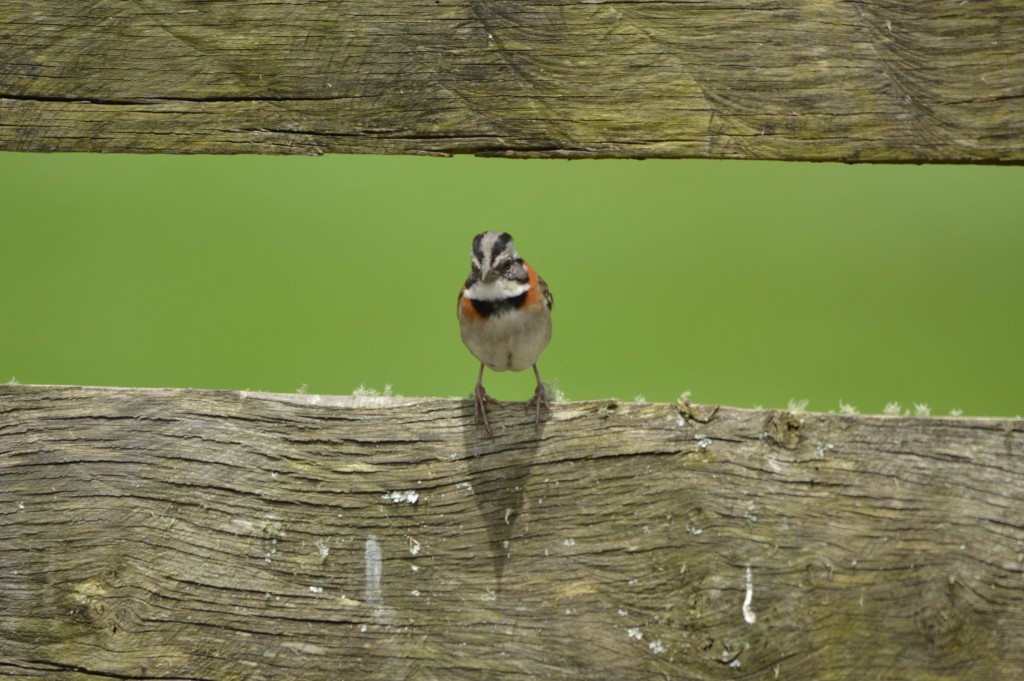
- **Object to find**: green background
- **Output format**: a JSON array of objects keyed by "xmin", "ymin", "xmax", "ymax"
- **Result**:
[{"xmin": 2, "ymin": 153, "xmax": 1021, "ymax": 416}]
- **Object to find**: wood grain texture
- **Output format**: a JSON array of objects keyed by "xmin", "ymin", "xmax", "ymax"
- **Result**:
[
  {"xmin": 2, "ymin": 384, "xmax": 1023, "ymax": 679},
  {"xmin": 1, "ymin": 1, "xmax": 1022, "ymax": 161}
]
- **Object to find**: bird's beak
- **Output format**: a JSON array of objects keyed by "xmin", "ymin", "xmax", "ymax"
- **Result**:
[{"xmin": 481, "ymin": 267, "xmax": 500, "ymax": 284}]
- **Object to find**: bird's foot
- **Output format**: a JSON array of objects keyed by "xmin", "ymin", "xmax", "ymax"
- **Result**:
[
  {"xmin": 525, "ymin": 381, "xmax": 549, "ymax": 430},
  {"xmin": 474, "ymin": 382, "xmax": 503, "ymax": 435}
]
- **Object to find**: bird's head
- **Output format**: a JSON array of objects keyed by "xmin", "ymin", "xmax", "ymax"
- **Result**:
[{"xmin": 465, "ymin": 231, "xmax": 530, "ymax": 299}]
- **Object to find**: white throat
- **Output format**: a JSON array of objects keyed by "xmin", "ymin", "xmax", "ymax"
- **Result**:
[{"xmin": 465, "ymin": 278, "xmax": 529, "ymax": 301}]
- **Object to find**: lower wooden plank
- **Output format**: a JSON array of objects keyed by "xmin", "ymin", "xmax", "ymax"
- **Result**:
[{"xmin": 1, "ymin": 385, "xmax": 1023, "ymax": 679}]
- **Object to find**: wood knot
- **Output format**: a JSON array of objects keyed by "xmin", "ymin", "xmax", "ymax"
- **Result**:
[
  {"xmin": 65, "ymin": 569, "xmax": 137, "ymax": 638},
  {"xmin": 68, "ymin": 579, "xmax": 109, "ymax": 624},
  {"xmin": 677, "ymin": 396, "xmax": 719, "ymax": 424},
  {"xmin": 764, "ymin": 411, "xmax": 801, "ymax": 449},
  {"xmin": 917, "ymin": 574, "xmax": 996, "ymax": 662}
]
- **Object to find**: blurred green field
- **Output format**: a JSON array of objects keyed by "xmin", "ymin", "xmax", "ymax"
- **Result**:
[{"xmin": 1, "ymin": 153, "xmax": 1021, "ymax": 416}]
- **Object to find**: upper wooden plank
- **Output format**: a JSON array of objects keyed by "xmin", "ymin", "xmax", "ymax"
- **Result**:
[{"xmin": 1, "ymin": 0, "xmax": 1022, "ymax": 161}]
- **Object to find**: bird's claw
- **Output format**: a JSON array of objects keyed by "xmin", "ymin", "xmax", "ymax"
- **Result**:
[
  {"xmin": 472, "ymin": 365, "xmax": 548, "ymax": 436},
  {"xmin": 474, "ymin": 382, "xmax": 497, "ymax": 435},
  {"xmin": 526, "ymin": 382, "xmax": 549, "ymax": 430}
]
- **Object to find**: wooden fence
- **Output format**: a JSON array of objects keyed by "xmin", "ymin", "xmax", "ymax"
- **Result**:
[
  {"xmin": 2, "ymin": 385, "xmax": 1022, "ymax": 679},
  {"xmin": 2, "ymin": 1, "xmax": 1022, "ymax": 161}
]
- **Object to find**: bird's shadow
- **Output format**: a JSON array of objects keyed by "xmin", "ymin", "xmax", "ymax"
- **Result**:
[{"xmin": 459, "ymin": 399, "xmax": 547, "ymax": 590}]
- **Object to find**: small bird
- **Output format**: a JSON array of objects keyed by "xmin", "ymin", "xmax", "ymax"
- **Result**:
[{"xmin": 458, "ymin": 231, "xmax": 553, "ymax": 434}]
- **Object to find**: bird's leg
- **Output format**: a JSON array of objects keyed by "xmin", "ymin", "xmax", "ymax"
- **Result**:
[
  {"xmin": 525, "ymin": 363, "xmax": 549, "ymax": 429},
  {"xmin": 474, "ymin": 363, "xmax": 504, "ymax": 435}
]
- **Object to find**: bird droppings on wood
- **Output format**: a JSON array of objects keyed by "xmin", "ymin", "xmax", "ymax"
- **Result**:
[
  {"xmin": 383, "ymin": 490, "xmax": 420, "ymax": 504},
  {"xmin": 743, "ymin": 565, "xmax": 757, "ymax": 625},
  {"xmin": 364, "ymin": 534, "xmax": 383, "ymax": 609},
  {"xmin": 264, "ymin": 538, "xmax": 279, "ymax": 564}
]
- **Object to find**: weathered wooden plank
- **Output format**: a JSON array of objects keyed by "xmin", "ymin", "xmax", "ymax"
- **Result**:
[
  {"xmin": 1, "ymin": 1, "xmax": 1022, "ymax": 161},
  {"xmin": 1, "ymin": 384, "xmax": 1023, "ymax": 679}
]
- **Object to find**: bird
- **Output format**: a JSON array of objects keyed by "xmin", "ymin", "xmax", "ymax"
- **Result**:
[{"xmin": 457, "ymin": 231, "xmax": 553, "ymax": 435}]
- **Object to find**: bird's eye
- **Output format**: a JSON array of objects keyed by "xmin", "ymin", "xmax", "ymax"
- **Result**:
[{"xmin": 501, "ymin": 261, "xmax": 512, "ymax": 270}]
